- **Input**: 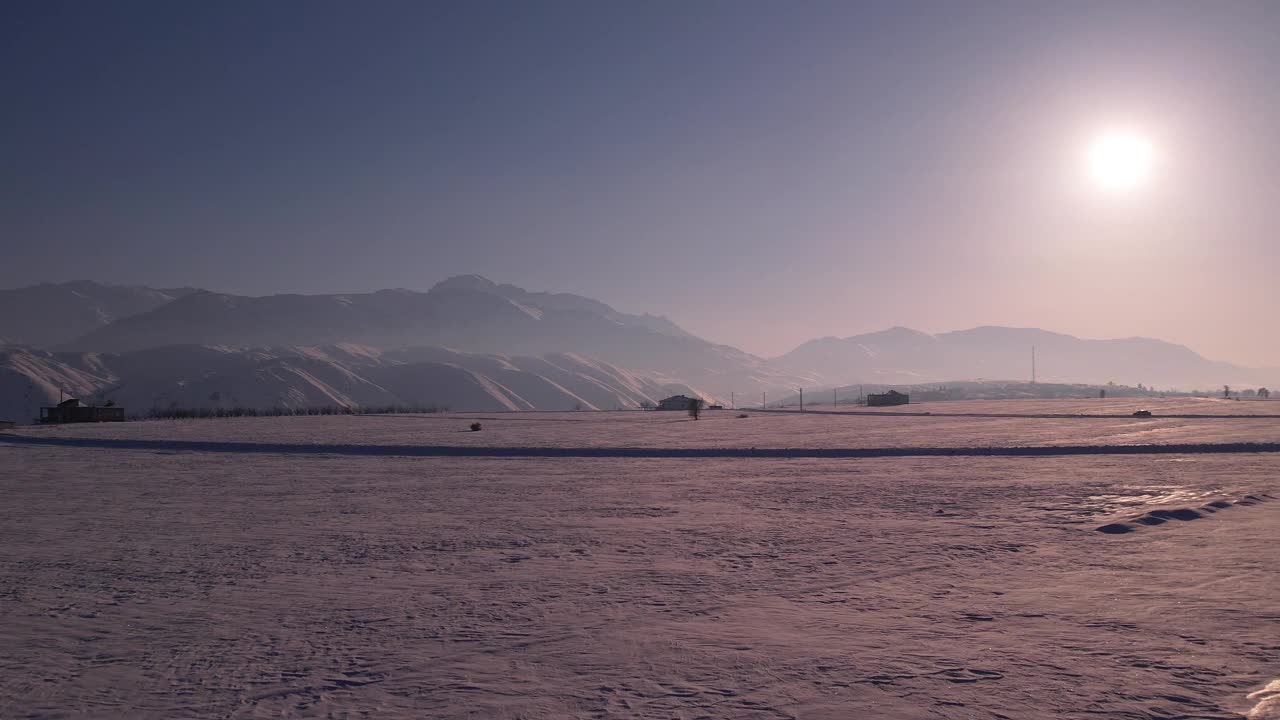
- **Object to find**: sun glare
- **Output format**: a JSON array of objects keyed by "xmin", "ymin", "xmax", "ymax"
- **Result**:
[{"xmin": 1086, "ymin": 130, "xmax": 1155, "ymax": 193}]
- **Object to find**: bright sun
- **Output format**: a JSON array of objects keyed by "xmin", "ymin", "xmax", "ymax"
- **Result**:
[{"xmin": 1086, "ymin": 130, "xmax": 1155, "ymax": 192}]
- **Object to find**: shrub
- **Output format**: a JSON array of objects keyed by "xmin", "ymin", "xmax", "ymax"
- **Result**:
[{"xmin": 469, "ymin": 422, "xmax": 482, "ymax": 432}]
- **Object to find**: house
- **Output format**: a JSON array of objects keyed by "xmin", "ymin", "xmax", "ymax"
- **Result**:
[
  {"xmin": 657, "ymin": 395, "xmax": 701, "ymax": 411},
  {"xmin": 866, "ymin": 390, "xmax": 909, "ymax": 407},
  {"xmin": 39, "ymin": 398, "xmax": 126, "ymax": 424}
]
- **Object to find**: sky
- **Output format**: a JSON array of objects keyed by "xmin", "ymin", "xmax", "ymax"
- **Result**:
[{"xmin": 3, "ymin": 1, "xmax": 1278, "ymax": 365}]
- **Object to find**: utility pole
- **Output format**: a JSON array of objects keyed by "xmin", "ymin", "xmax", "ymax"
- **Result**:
[
  {"xmin": 762, "ymin": 391, "xmax": 767, "ymax": 409},
  {"xmin": 731, "ymin": 391, "xmax": 735, "ymax": 410},
  {"xmin": 834, "ymin": 388, "xmax": 837, "ymax": 408},
  {"xmin": 799, "ymin": 388, "xmax": 804, "ymax": 412},
  {"xmin": 1032, "ymin": 345, "xmax": 1037, "ymax": 384}
]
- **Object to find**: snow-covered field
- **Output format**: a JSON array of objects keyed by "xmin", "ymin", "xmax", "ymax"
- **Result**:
[
  {"xmin": 12, "ymin": 398, "xmax": 1280, "ymax": 451},
  {"xmin": 801, "ymin": 396, "xmax": 1280, "ymax": 417},
  {"xmin": 2, "ymin": 402, "xmax": 1277, "ymax": 719}
]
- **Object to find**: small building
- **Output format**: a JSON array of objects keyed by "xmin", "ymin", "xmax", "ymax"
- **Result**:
[
  {"xmin": 0, "ymin": 420, "xmax": 14, "ymax": 430},
  {"xmin": 657, "ymin": 395, "xmax": 701, "ymax": 411},
  {"xmin": 39, "ymin": 398, "xmax": 126, "ymax": 424},
  {"xmin": 866, "ymin": 390, "xmax": 909, "ymax": 407}
]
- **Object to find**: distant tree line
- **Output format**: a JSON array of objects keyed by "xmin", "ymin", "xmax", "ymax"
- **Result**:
[
  {"xmin": 1217, "ymin": 385, "xmax": 1273, "ymax": 400},
  {"xmin": 134, "ymin": 404, "xmax": 448, "ymax": 421}
]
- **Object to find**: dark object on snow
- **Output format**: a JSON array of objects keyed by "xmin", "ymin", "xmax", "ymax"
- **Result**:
[
  {"xmin": 469, "ymin": 422, "xmax": 482, "ymax": 432},
  {"xmin": 1132, "ymin": 410, "xmax": 1153, "ymax": 417},
  {"xmin": 688, "ymin": 398, "xmax": 700, "ymax": 420},
  {"xmin": 737, "ymin": 413, "xmax": 749, "ymax": 419},
  {"xmin": 40, "ymin": 398, "xmax": 125, "ymax": 424},
  {"xmin": 866, "ymin": 390, "xmax": 909, "ymax": 407},
  {"xmin": 1096, "ymin": 522, "xmax": 1135, "ymax": 534},
  {"xmin": 657, "ymin": 394, "xmax": 699, "ymax": 411}
]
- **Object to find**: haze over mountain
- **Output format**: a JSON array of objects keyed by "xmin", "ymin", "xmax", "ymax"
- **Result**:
[
  {"xmin": 774, "ymin": 326, "xmax": 1272, "ymax": 390},
  {"xmin": 0, "ymin": 281, "xmax": 198, "ymax": 348}
]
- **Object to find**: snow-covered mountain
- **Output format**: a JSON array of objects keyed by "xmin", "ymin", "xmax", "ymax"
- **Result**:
[
  {"xmin": 56, "ymin": 276, "xmax": 816, "ymax": 398},
  {"xmin": 0, "ymin": 344, "xmax": 697, "ymax": 424},
  {"xmin": 774, "ymin": 325, "xmax": 1273, "ymax": 390}
]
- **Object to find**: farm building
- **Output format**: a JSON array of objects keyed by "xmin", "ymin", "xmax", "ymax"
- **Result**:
[
  {"xmin": 656, "ymin": 395, "xmax": 701, "ymax": 411},
  {"xmin": 39, "ymin": 398, "xmax": 126, "ymax": 424},
  {"xmin": 866, "ymin": 390, "xmax": 909, "ymax": 407}
]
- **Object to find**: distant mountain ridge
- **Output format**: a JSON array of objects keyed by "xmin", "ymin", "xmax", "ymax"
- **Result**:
[
  {"xmin": 0, "ymin": 281, "xmax": 199, "ymax": 348},
  {"xmin": 431, "ymin": 274, "xmax": 695, "ymax": 340},
  {"xmin": 773, "ymin": 325, "xmax": 1271, "ymax": 389},
  {"xmin": 35, "ymin": 276, "xmax": 697, "ymax": 353}
]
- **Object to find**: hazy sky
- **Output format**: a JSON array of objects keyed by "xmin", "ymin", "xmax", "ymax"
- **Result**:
[{"xmin": 4, "ymin": 1, "xmax": 1278, "ymax": 364}]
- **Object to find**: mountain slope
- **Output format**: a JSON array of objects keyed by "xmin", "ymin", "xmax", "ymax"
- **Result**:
[
  {"xmin": 0, "ymin": 281, "xmax": 199, "ymax": 347},
  {"xmin": 0, "ymin": 345, "xmax": 695, "ymax": 424},
  {"xmin": 378, "ymin": 347, "xmax": 689, "ymax": 411}
]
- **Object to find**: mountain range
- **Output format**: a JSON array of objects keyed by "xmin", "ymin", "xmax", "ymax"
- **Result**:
[
  {"xmin": 772, "ymin": 325, "xmax": 1266, "ymax": 390},
  {"xmin": 47, "ymin": 275, "xmax": 815, "ymax": 399},
  {"xmin": 0, "ymin": 276, "xmax": 1273, "ymax": 421}
]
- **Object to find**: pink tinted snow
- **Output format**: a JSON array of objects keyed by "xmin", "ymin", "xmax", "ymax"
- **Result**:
[{"xmin": 1, "ymin": 403, "xmax": 1277, "ymax": 718}]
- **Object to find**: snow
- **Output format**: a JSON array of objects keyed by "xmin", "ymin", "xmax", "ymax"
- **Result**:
[{"xmin": 1, "ymin": 403, "xmax": 1277, "ymax": 718}]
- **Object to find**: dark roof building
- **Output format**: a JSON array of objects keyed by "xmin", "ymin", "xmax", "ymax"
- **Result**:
[
  {"xmin": 866, "ymin": 390, "xmax": 909, "ymax": 407},
  {"xmin": 656, "ymin": 394, "xmax": 701, "ymax": 411},
  {"xmin": 39, "ymin": 398, "xmax": 125, "ymax": 424}
]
